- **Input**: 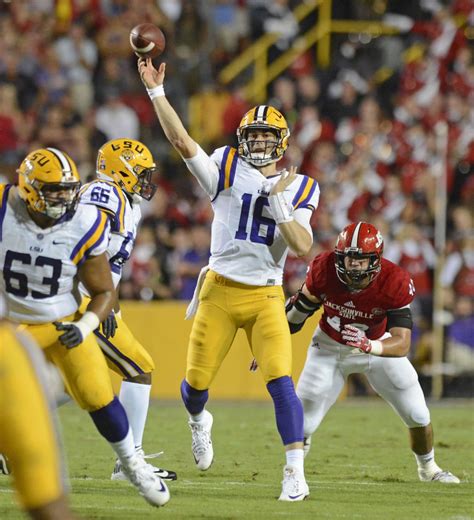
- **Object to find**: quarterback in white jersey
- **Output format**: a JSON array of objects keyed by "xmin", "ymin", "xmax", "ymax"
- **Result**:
[
  {"xmin": 139, "ymin": 58, "xmax": 319, "ymax": 501},
  {"xmin": 79, "ymin": 138, "xmax": 176, "ymax": 482},
  {"xmin": 0, "ymin": 148, "xmax": 170, "ymax": 508},
  {"xmin": 201, "ymin": 144, "xmax": 318, "ymax": 286}
]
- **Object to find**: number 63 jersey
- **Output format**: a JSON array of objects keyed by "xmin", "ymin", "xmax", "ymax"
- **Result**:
[
  {"xmin": 0, "ymin": 185, "xmax": 109, "ymax": 323},
  {"xmin": 187, "ymin": 146, "xmax": 320, "ymax": 286}
]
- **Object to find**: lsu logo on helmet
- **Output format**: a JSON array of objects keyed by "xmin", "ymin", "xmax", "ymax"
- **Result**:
[
  {"xmin": 236, "ymin": 105, "xmax": 290, "ymax": 166},
  {"xmin": 17, "ymin": 147, "xmax": 81, "ymax": 220},
  {"xmin": 96, "ymin": 139, "xmax": 158, "ymax": 200}
]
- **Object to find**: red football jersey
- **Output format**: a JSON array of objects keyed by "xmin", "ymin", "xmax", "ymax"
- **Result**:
[{"xmin": 306, "ymin": 251, "xmax": 415, "ymax": 342}]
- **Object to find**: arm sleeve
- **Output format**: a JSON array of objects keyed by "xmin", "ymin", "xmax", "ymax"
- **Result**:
[
  {"xmin": 183, "ymin": 145, "xmax": 219, "ymax": 198},
  {"xmin": 293, "ymin": 207, "xmax": 313, "ymax": 237},
  {"xmin": 386, "ymin": 306, "xmax": 413, "ymax": 330}
]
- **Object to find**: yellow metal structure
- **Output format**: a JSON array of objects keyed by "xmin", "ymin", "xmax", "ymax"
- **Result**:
[
  {"xmin": 217, "ymin": 0, "xmax": 399, "ymax": 103},
  {"xmin": 189, "ymin": 0, "xmax": 401, "ymax": 139}
]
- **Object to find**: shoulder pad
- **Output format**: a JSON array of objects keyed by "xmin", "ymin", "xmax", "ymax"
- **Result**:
[
  {"xmin": 379, "ymin": 260, "xmax": 415, "ymax": 308},
  {"xmin": 213, "ymin": 146, "xmax": 238, "ymax": 196},
  {"xmin": 80, "ymin": 180, "xmax": 127, "ymax": 233},
  {"xmin": 70, "ymin": 206, "xmax": 109, "ymax": 265}
]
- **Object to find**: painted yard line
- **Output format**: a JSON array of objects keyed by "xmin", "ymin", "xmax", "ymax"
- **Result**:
[{"xmin": 67, "ymin": 478, "xmax": 470, "ymax": 495}]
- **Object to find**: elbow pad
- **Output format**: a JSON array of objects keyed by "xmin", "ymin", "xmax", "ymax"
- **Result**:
[{"xmin": 285, "ymin": 290, "xmax": 322, "ymax": 334}]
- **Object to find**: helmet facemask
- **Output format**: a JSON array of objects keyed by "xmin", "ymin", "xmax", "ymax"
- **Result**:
[
  {"xmin": 236, "ymin": 105, "xmax": 290, "ymax": 167},
  {"xmin": 238, "ymin": 126, "xmax": 281, "ymax": 166},
  {"xmin": 34, "ymin": 181, "xmax": 81, "ymax": 219},
  {"xmin": 335, "ymin": 249, "xmax": 382, "ymax": 289},
  {"xmin": 130, "ymin": 165, "xmax": 158, "ymax": 201}
]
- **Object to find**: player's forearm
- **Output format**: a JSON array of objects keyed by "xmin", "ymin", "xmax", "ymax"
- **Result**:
[
  {"xmin": 151, "ymin": 96, "xmax": 197, "ymax": 159},
  {"xmin": 86, "ymin": 291, "xmax": 115, "ymax": 322},
  {"xmin": 379, "ymin": 329, "xmax": 411, "ymax": 357},
  {"xmin": 278, "ymin": 220, "xmax": 313, "ymax": 257}
]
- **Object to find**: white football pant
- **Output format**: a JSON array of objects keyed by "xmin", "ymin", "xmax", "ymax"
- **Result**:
[{"xmin": 296, "ymin": 328, "xmax": 431, "ymax": 438}]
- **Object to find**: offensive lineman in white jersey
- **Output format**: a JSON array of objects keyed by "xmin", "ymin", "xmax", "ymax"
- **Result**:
[
  {"xmin": 138, "ymin": 58, "xmax": 320, "ymax": 501},
  {"xmin": 79, "ymin": 138, "xmax": 176, "ymax": 482},
  {"xmin": 0, "ymin": 148, "xmax": 170, "ymax": 507}
]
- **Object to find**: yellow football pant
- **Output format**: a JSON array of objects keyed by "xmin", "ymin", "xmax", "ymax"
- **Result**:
[
  {"xmin": 187, "ymin": 270, "xmax": 292, "ymax": 388},
  {"xmin": 80, "ymin": 298, "xmax": 155, "ymax": 378},
  {"xmin": 20, "ymin": 315, "xmax": 114, "ymax": 411},
  {"xmin": 0, "ymin": 325, "xmax": 65, "ymax": 509}
]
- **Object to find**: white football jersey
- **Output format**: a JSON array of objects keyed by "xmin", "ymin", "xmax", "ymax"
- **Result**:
[
  {"xmin": 187, "ymin": 146, "xmax": 320, "ymax": 286},
  {"xmin": 79, "ymin": 179, "xmax": 141, "ymax": 287},
  {"xmin": 0, "ymin": 185, "xmax": 109, "ymax": 323}
]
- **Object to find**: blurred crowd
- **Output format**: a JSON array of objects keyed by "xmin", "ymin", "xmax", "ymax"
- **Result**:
[{"xmin": 0, "ymin": 0, "xmax": 472, "ymax": 375}]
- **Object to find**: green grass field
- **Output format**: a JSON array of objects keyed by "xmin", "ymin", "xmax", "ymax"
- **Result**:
[{"xmin": 1, "ymin": 399, "xmax": 472, "ymax": 519}]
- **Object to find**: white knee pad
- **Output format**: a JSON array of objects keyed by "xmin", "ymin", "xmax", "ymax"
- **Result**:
[
  {"xmin": 404, "ymin": 402, "xmax": 431, "ymax": 428},
  {"xmin": 369, "ymin": 357, "xmax": 431, "ymax": 428}
]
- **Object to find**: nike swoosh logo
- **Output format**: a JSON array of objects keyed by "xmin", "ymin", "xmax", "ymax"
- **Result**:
[
  {"xmin": 52, "ymin": 240, "xmax": 65, "ymax": 245},
  {"xmin": 289, "ymin": 493, "xmax": 305, "ymax": 500},
  {"xmin": 158, "ymin": 481, "xmax": 167, "ymax": 492}
]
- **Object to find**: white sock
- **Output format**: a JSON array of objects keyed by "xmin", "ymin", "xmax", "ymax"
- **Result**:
[
  {"xmin": 414, "ymin": 448, "xmax": 441, "ymax": 473},
  {"xmin": 110, "ymin": 428, "xmax": 135, "ymax": 461},
  {"xmin": 190, "ymin": 410, "xmax": 206, "ymax": 423},
  {"xmin": 286, "ymin": 449, "xmax": 304, "ymax": 473},
  {"xmin": 119, "ymin": 381, "xmax": 151, "ymax": 449}
]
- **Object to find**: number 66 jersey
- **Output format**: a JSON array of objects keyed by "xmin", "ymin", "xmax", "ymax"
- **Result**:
[
  {"xmin": 0, "ymin": 185, "xmax": 109, "ymax": 323},
  {"xmin": 185, "ymin": 146, "xmax": 320, "ymax": 286}
]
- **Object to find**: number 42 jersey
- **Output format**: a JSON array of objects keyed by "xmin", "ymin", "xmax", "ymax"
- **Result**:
[
  {"xmin": 305, "ymin": 251, "xmax": 415, "ymax": 342},
  {"xmin": 185, "ymin": 146, "xmax": 320, "ymax": 286},
  {"xmin": 0, "ymin": 185, "xmax": 109, "ymax": 323}
]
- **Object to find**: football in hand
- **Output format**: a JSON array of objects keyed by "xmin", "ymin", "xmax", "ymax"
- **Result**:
[{"xmin": 129, "ymin": 23, "xmax": 166, "ymax": 59}]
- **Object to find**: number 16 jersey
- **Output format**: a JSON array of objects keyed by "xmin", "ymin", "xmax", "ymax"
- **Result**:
[{"xmin": 186, "ymin": 146, "xmax": 320, "ymax": 286}]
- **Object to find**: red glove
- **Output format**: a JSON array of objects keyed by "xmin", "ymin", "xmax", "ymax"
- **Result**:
[{"xmin": 341, "ymin": 324, "xmax": 373, "ymax": 353}]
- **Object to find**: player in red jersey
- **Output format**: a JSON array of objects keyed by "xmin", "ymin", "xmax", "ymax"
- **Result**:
[{"xmin": 286, "ymin": 222, "xmax": 460, "ymax": 483}]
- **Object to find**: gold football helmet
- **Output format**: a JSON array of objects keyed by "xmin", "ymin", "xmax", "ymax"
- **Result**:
[
  {"xmin": 236, "ymin": 105, "xmax": 290, "ymax": 166},
  {"xmin": 17, "ymin": 148, "xmax": 81, "ymax": 219},
  {"xmin": 96, "ymin": 139, "xmax": 158, "ymax": 200}
]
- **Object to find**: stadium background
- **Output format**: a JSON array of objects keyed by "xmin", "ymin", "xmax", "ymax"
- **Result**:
[{"xmin": 0, "ymin": 0, "xmax": 472, "ymax": 399}]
